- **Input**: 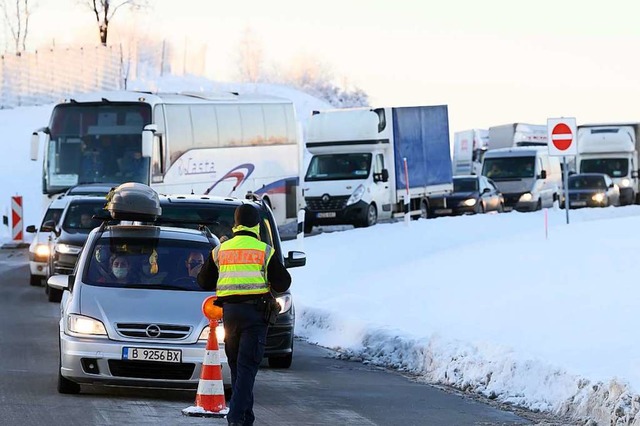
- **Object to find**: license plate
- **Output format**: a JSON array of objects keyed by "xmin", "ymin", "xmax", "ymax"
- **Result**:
[
  {"xmin": 122, "ymin": 347, "xmax": 182, "ymax": 363},
  {"xmin": 572, "ymin": 201, "xmax": 586, "ymax": 207},
  {"xmin": 434, "ymin": 209, "xmax": 452, "ymax": 214},
  {"xmin": 317, "ymin": 212, "xmax": 336, "ymax": 218}
]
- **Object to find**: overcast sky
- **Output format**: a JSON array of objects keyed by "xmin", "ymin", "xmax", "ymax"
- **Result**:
[{"xmin": 7, "ymin": 0, "xmax": 640, "ymax": 132}]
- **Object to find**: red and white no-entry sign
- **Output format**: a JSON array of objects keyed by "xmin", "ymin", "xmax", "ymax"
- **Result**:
[
  {"xmin": 547, "ymin": 118, "xmax": 577, "ymax": 156},
  {"xmin": 11, "ymin": 196, "xmax": 23, "ymax": 242}
]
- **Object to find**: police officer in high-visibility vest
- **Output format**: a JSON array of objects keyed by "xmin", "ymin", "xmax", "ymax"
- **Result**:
[{"xmin": 198, "ymin": 204, "xmax": 291, "ymax": 426}]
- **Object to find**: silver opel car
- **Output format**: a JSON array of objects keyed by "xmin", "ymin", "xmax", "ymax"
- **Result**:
[{"xmin": 49, "ymin": 184, "xmax": 231, "ymax": 394}]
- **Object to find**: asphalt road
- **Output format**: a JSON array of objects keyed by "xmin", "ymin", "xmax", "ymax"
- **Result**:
[{"xmin": 0, "ymin": 248, "xmax": 567, "ymax": 426}]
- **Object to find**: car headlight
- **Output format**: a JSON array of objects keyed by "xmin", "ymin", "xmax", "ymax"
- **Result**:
[
  {"xmin": 198, "ymin": 323, "xmax": 225, "ymax": 343},
  {"xmin": 620, "ymin": 178, "xmax": 630, "ymax": 188},
  {"xmin": 346, "ymin": 185, "xmax": 366, "ymax": 206},
  {"xmin": 519, "ymin": 193, "xmax": 533, "ymax": 202},
  {"xmin": 276, "ymin": 294, "xmax": 292, "ymax": 314},
  {"xmin": 67, "ymin": 314, "xmax": 107, "ymax": 336},
  {"xmin": 34, "ymin": 244, "xmax": 50, "ymax": 261},
  {"xmin": 56, "ymin": 244, "xmax": 82, "ymax": 255},
  {"xmin": 463, "ymin": 198, "xmax": 476, "ymax": 207},
  {"xmin": 592, "ymin": 193, "xmax": 606, "ymax": 203}
]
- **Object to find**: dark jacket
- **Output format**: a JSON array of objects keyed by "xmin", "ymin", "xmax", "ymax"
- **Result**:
[{"xmin": 197, "ymin": 230, "xmax": 291, "ymax": 304}]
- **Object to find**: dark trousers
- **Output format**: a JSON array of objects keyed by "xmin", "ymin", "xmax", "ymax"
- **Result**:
[{"xmin": 223, "ymin": 303, "xmax": 268, "ymax": 425}]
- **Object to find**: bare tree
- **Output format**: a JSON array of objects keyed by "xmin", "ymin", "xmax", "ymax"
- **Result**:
[
  {"xmin": 80, "ymin": 0, "xmax": 147, "ymax": 46},
  {"xmin": 235, "ymin": 27, "xmax": 264, "ymax": 82},
  {"xmin": 0, "ymin": 0, "xmax": 34, "ymax": 54}
]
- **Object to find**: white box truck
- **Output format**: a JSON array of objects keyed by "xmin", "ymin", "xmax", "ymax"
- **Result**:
[
  {"xmin": 452, "ymin": 129, "xmax": 489, "ymax": 176},
  {"xmin": 488, "ymin": 123, "xmax": 548, "ymax": 149},
  {"xmin": 576, "ymin": 123, "xmax": 640, "ymax": 205},
  {"xmin": 302, "ymin": 105, "xmax": 453, "ymax": 232}
]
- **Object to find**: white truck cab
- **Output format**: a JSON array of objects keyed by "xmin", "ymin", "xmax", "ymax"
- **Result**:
[{"xmin": 576, "ymin": 124, "xmax": 640, "ymax": 205}]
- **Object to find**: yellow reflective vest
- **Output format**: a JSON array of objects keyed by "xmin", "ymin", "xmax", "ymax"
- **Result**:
[{"xmin": 213, "ymin": 235, "xmax": 273, "ymax": 297}]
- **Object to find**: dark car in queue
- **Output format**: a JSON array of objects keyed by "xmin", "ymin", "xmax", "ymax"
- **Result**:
[
  {"xmin": 429, "ymin": 175, "xmax": 504, "ymax": 216},
  {"xmin": 44, "ymin": 196, "xmax": 107, "ymax": 302},
  {"xmin": 566, "ymin": 173, "xmax": 620, "ymax": 209},
  {"xmin": 158, "ymin": 194, "xmax": 305, "ymax": 369}
]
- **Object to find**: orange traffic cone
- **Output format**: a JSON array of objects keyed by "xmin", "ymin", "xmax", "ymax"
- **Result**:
[{"xmin": 182, "ymin": 296, "xmax": 228, "ymax": 418}]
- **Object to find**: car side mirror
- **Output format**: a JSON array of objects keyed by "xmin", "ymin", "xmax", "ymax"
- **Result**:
[
  {"xmin": 538, "ymin": 170, "xmax": 547, "ymax": 179},
  {"xmin": 26, "ymin": 225, "xmax": 37, "ymax": 233},
  {"xmin": 41, "ymin": 220, "xmax": 60, "ymax": 236},
  {"xmin": 284, "ymin": 250, "xmax": 306, "ymax": 269},
  {"xmin": 47, "ymin": 274, "xmax": 69, "ymax": 291},
  {"xmin": 482, "ymin": 188, "xmax": 490, "ymax": 194},
  {"xmin": 609, "ymin": 183, "xmax": 615, "ymax": 188}
]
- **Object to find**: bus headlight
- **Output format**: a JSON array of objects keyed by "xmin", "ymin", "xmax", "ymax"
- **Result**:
[
  {"xmin": 592, "ymin": 193, "xmax": 606, "ymax": 203},
  {"xmin": 346, "ymin": 185, "xmax": 366, "ymax": 206},
  {"xmin": 519, "ymin": 193, "xmax": 533, "ymax": 202}
]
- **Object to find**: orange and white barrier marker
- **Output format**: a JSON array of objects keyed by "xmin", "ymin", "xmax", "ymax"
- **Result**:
[
  {"xmin": 11, "ymin": 196, "xmax": 23, "ymax": 243},
  {"xmin": 182, "ymin": 296, "xmax": 228, "ymax": 418}
]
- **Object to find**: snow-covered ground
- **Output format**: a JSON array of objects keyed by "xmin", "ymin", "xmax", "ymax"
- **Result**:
[{"xmin": 4, "ymin": 77, "xmax": 640, "ymax": 424}]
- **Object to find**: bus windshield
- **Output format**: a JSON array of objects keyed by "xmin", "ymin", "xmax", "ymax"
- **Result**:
[
  {"xmin": 305, "ymin": 153, "xmax": 372, "ymax": 181},
  {"xmin": 45, "ymin": 103, "xmax": 152, "ymax": 193}
]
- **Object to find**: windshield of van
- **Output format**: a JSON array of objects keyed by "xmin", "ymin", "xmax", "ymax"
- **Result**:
[
  {"xmin": 62, "ymin": 201, "xmax": 106, "ymax": 231},
  {"xmin": 453, "ymin": 178, "xmax": 478, "ymax": 192},
  {"xmin": 305, "ymin": 153, "xmax": 372, "ymax": 181},
  {"xmin": 83, "ymin": 237, "xmax": 213, "ymax": 291},
  {"xmin": 483, "ymin": 156, "xmax": 535, "ymax": 180},
  {"xmin": 159, "ymin": 203, "xmax": 274, "ymax": 247},
  {"xmin": 580, "ymin": 158, "xmax": 628, "ymax": 177}
]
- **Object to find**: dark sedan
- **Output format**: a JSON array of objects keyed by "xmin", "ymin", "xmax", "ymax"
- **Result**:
[
  {"xmin": 429, "ymin": 175, "xmax": 504, "ymax": 216},
  {"xmin": 566, "ymin": 173, "xmax": 620, "ymax": 209}
]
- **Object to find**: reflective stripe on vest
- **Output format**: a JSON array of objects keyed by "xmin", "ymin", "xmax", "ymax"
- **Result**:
[{"xmin": 213, "ymin": 236, "xmax": 274, "ymax": 297}]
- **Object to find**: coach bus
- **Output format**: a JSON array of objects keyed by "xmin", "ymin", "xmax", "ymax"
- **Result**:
[{"xmin": 30, "ymin": 91, "xmax": 302, "ymax": 227}]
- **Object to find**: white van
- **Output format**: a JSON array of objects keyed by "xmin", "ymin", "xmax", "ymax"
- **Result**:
[{"xmin": 481, "ymin": 147, "xmax": 562, "ymax": 211}]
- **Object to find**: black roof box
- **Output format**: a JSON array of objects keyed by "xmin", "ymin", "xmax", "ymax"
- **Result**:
[{"xmin": 106, "ymin": 183, "xmax": 162, "ymax": 222}]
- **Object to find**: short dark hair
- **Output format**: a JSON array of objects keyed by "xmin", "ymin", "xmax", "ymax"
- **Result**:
[{"xmin": 234, "ymin": 204, "xmax": 260, "ymax": 227}]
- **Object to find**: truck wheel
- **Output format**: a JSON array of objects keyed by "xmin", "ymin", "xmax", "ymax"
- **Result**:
[{"xmin": 364, "ymin": 204, "xmax": 377, "ymax": 227}]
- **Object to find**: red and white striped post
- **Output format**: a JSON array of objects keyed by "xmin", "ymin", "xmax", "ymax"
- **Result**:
[{"xmin": 11, "ymin": 196, "xmax": 23, "ymax": 243}]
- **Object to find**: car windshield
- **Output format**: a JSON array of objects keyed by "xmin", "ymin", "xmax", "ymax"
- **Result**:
[
  {"xmin": 568, "ymin": 175, "xmax": 607, "ymax": 190},
  {"xmin": 160, "ymin": 202, "xmax": 274, "ymax": 247},
  {"xmin": 453, "ymin": 178, "xmax": 478, "ymax": 192},
  {"xmin": 580, "ymin": 158, "xmax": 628, "ymax": 177},
  {"xmin": 482, "ymin": 156, "xmax": 536, "ymax": 180},
  {"xmin": 62, "ymin": 201, "xmax": 105, "ymax": 231},
  {"xmin": 305, "ymin": 153, "xmax": 372, "ymax": 181},
  {"xmin": 83, "ymin": 236, "xmax": 213, "ymax": 291}
]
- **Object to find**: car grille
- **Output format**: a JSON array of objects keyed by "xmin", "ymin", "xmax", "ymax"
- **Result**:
[
  {"xmin": 115, "ymin": 323, "xmax": 192, "ymax": 340},
  {"xmin": 108, "ymin": 360, "xmax": 195, "ymax": 380},
  {"xmin": 503, "ymin": 193, "xmax": 522, "ymax": 206},
  {"xmin": 569, "ymin": 193, "xmax": 592, "ymax": 201},
  {"xmin": 305, "ymin": 196, "xmax": 349, "ymax": 211}
]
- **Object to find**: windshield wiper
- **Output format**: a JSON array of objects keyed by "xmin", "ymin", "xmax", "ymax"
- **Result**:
[{"xmin": 125, "ymin": 284, "xmax": 188, "ymax": 291}]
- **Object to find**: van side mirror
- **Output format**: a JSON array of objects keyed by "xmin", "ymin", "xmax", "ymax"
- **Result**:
[
  {"xmin": 141, "ymin": 125, "xmax": 158, "ymax": 158},
  {"xmin": 26, "ymin": 225, "xmax": 37, "ymax": 233},
  {"xmin": 538, "ymin": 170, "xmax": 547, "ymax": 179},
  {"xmin": 381, "ymin": 169, "xmax": 389, "ymax": 182},
  {"xmin": 284, "ymin": 250, "xmax": 306, "ymax": 269},
  {"xmin": 633, "ymin": 170, "xmax": 639, "ymax": 179}
]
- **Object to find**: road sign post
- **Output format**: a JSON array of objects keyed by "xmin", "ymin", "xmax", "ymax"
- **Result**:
[{"xmin": 547, "ymin": 118, "xmax": 578, "ymax": 225}]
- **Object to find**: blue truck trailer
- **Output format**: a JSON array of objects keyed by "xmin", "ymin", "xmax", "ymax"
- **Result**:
[{"xmin": 302, "ymin": 105, "xmax": 453, "ymax": 231}]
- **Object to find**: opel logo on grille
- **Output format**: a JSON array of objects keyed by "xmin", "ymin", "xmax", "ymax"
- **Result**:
[
  {"xmin": 145, "ymin": 324, "xmax": 161, "ymax": 338},
  {"xmin": 322, "ymin": 194, "xmax": 330, "ymax": 203}
]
